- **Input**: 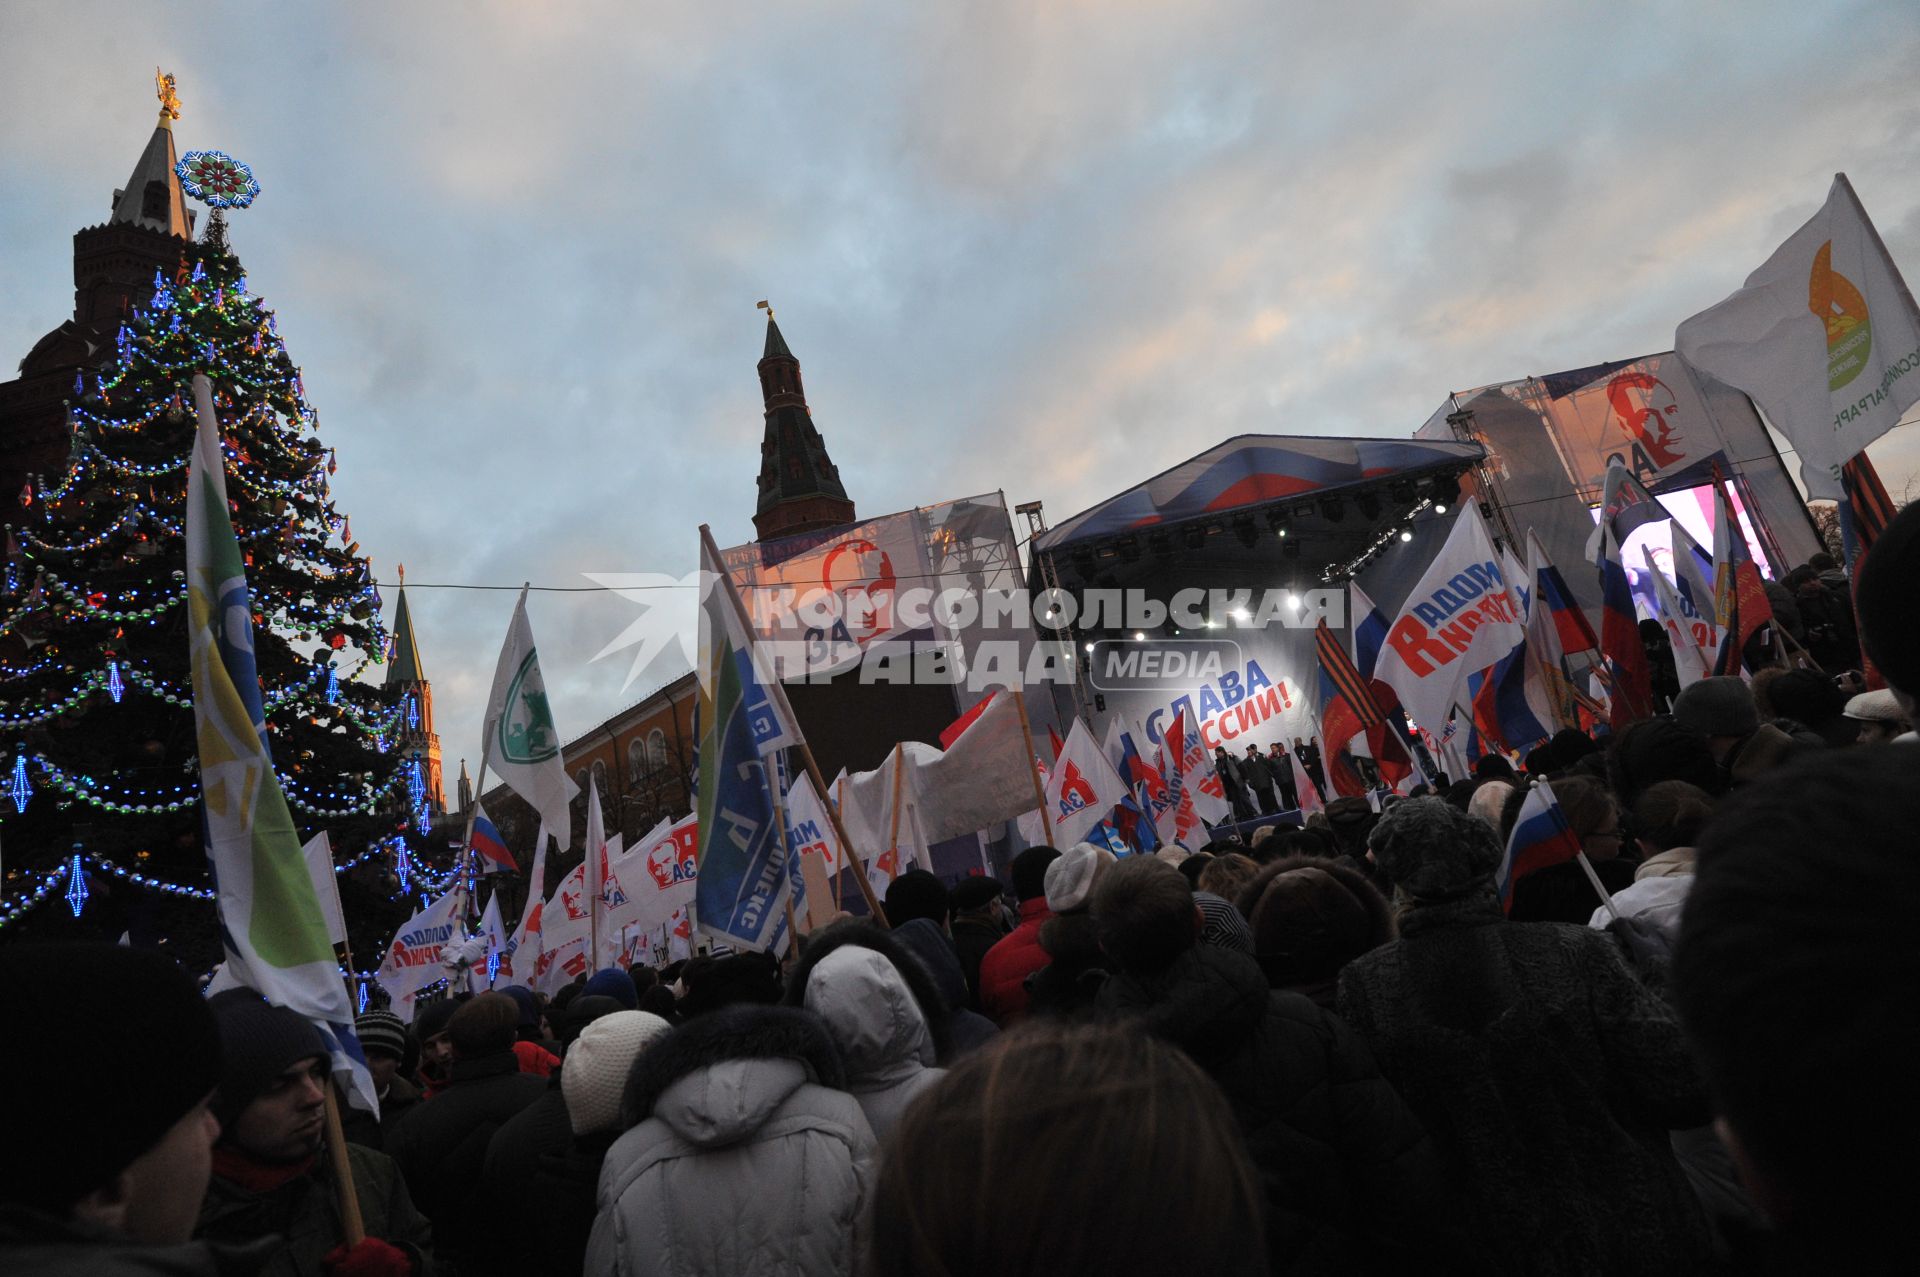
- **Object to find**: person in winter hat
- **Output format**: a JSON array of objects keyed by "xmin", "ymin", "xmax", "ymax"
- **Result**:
[
  {"xmin": 883, "ymin": 869, "xmax": 952, "ymax": 931},
  {"xmin": 785, "ymin": 920, "xmax": 949, "ymax": 1138},
  {"xmin": 1025, "ymin": 843, "xmax": 1119, "ymax": 1020},
  {"xmin": 344, "ymin": 1010, "xmax": 420, "ymax": 1149},
  {"xmin": 887, "ymin": 917, "xmax": 1000, "ymax": 1057},
  {"xmin": 1237, "ymin": 854, "xmax": 1394, "ymax": 1009},
  {"xmin": 408, "ymin": 998, "xmax": 461, "ymax": 1099},
  {"xmin": 0, "ymin": 943, "xmax": 236, "ymax": 1273},
  {"xmin": 1608, "ymin": 716, "xmax": 1723, "ymax": 806},
  {"xmin": 1673, "ymin": 676, "xmax": 1804, "ymax": 788},
  {"xmin": 677, "ymin": 951, "xmax": 783, "ymax": 1020},
  {"xmin": 866, "ymin": 1022, "xmax": 1267, "ymax": 1277},
  {"xmin": 197, "ymin": 991, "xmax": 432, "ymax": 1277},
  {"xmin": 482, "ymin": 1009, "xmax": 672, "ymax": 1277},
  {"xmin": 946, "ymin": 875, "xmax": 1010, "ymax": 1010},
  {"xmin": 1191, "ymin": 891, "xmax": 1254, "ymax": 955},
  {"xmin": 977, "ymin": 845, "xmax": 1061, "ymax": 1025},
  {"xmin": 1091, "ymin": 856, "xmax": 1447, "ymax": 1275},
  {"xmin": 1339, "ymin": 796, "xmax": 1712, "ymax": 1275},
  {"xmin": 1844, "ymin": 687, "xmax": 1911, "ymax": 744},
  {"xmin": 588, "ymin": 1006, "xmax": 877, "ymax": 1277},
  {"xmin": 384, "ymin": 992, "xmax": 543, "ymax": 1276}
]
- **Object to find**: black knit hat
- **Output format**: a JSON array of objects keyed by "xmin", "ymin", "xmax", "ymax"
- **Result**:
[
  {"xmin": 884, "ymin": 869, "xmax": 952, "ymax": 928},
  {"xmin": 354, "ymin": 1009, "xmax": 408, "ymax": 1063},
  {"xmin": 0, "ymin": 944, "xmax": 221, "ymax": 1211},
  {"xmin": 208, "ymin": 988, "xmax": 329, "ymax": 1133},
  {"xmin": 1857, "ymin": 501, "xmax": 1920, "ymax": 697}
]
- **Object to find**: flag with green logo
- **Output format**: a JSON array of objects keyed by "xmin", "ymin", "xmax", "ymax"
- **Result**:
[
  {"xmin": 483, "ymin": 587, "xmax": 579, "ymax": 849},
  {"xmin": 185, "ymin": 375, "xmax": 377, "ymax": 1112}
]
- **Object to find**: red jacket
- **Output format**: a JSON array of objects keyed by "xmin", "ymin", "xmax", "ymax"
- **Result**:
[{"xmin": 978, "ymin": 898, "xmax": 1054, "ymax": 1026}]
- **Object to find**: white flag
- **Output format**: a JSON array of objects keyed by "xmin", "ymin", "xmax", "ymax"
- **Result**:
[
  {"xmin": 604, "ymin": 814, "xmax": 697, "ymax": 955},
  {"xmin": 483, "ymin": 588, "xmax": 578, "ymax": 849},
  {"xmin": 1643, "ymin": 545, "xmax": 1714, "ymax": 691},
  {"xmin": 376, "ymin": 889, "xmax": 465, "ymax": 1023},
  {"xmin": 472, "ymin": 892, "xmax": 508, "ymax": 992},
  {"xmin": 1372, "ymin": 505, "xmax": 1528, "ymax": 741},
  {"xmin": 1676, "ymin": 174, "xmax": 1920, "ymax": 499},
  {"xmin": 300, "ymin": 832, "xmax": 347, "ymax": 948},
  {"xmin": 1044, "ymin": 719, "xmax": 1128, "ymax": 847},
  {"xmin": 911, "ymin": 691, "xmax": 1045, "ymax": 843}
]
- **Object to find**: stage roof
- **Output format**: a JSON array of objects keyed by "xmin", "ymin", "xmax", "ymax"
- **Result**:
[{"xmin": 1033, "ymin": 434, "xmax": 1485, "ymax": 554}]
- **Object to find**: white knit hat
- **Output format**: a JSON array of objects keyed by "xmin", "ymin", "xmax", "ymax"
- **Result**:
[
  {"xmin": 561, "ymin": 1010, "xmax": 673, "ymax": 1135},
  {"xmin": 1045, "ymin": 842, "xmax": 1118, "ymax": 914}
]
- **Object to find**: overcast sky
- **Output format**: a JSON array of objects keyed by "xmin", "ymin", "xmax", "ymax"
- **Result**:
[{"xmin": 4, "ymin": 1, "xmax": 1919, "ymax": 769}]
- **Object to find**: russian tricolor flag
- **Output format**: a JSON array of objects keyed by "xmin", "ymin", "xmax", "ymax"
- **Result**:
[
  {"xmin": 470, "ymin": 801, "xmax": 516, "ymax": 875},
  {"xmin": 1497, "ymin": 779, "xmax": 1583, "ymax": 913}
]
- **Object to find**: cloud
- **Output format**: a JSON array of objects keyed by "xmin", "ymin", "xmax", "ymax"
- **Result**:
[{"xmin": 4, "ymin": 0, "xmax": 1920, "ymax": 763}]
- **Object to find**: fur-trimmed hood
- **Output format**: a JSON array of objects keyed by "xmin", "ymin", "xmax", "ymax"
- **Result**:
[{"xmin": 620, "ymin": 1005, "xmax": 846, "ymax": 1143}]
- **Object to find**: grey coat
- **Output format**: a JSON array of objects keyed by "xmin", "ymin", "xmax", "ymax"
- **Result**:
[{"xmin": 586, "ymin": 1007, "xmax": 876, "ymax": 1277}]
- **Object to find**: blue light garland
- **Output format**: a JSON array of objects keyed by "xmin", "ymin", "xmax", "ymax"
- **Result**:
[{"xmin": 65, "ymin": 853, "xmax": 87, "ymax": 917}]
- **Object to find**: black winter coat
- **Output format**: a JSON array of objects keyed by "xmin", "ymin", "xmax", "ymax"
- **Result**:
[
  {"xmin": 479, "ymin": 1082, "xmax": 574, "ymax": 1274},
  {"xmin": 1097, "ymin": 945, "xmax": 1446, "ymax": 1276},
  {"xmin": 385, "ymin": 1051, "xmax": 545, "ymax": 1277},
  {"xmin": 1337, "ymin": 891, "xmax": 1712, "ymax": 1276}
]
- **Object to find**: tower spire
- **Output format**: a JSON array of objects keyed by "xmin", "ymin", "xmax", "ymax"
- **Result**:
[
  {"xmin": 385, "ymin": 577, "xmax": 443, "ymax": 812},
  {"xmin": 752, "ymin": 307, "xmax": 855, "ymax": 541},
  {"xmin": 109, "ymin": 70, "xmax": 191, "ymax": 238}
]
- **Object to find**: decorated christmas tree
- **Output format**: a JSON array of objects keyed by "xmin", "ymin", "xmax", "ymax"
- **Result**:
[{"xmin": 0, "ymin": 151, "xmax": 448, "ymax": 971}]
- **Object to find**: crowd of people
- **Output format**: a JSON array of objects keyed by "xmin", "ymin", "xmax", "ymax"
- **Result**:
[{"xmin": 3, "ymin": 503, "xmax": 1917, "ymax": 1276}]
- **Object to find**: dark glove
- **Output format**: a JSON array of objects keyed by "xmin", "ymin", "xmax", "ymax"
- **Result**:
[{"xmin": 323, "ymin": 1238, "xmax": 413, "ymax": 1277}]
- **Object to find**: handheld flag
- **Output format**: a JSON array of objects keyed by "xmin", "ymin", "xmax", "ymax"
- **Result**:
[
  {"xmin": 1045, "ymin": 719, "xmax": 1128, "ymax": 847},
  {"xmin": 1709, "ymin": 466, "xmax": 1774, "ymax": 675},
  {"xmin": 1498, "ymin": 779, "xmax": 1585, "ymax": 914},
  {"xmin": 1593, "ymin": 519, "xmax": 1653, "ymax": 727},
  {"xmin": 1371, "ymin": 504, "xmax": 1528, "ymax": 748},
  {"xmin": 467, "ymin": 802, "xmax": 515, "ymax": 875},
  {"xmin": 300, "ymin": 832, "xmax": 348, "ymax": 948},
  {"xmin": 695, "ymin": 525, "xmax": 799, "ymax": 950},
  {"xmin": 1676, "ymin": 174, "xmax": 1920, "ymax": 499},
  {"xmin": 185, "ymin": 375, "xmax": 375, "ymax": 1111},
  {"xmin": 1644, "ymin": 544, "xmax": 1714, "ymax": 690},
  {"xmin": 374, "ymin": 888, "xmax": 464, "ymax": 1023},
  {"xmin": 483, "ymin": 589, "xmax": 579, "ymax": 848}
]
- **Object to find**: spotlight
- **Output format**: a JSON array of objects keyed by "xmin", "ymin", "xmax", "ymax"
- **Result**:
[
  {"xmin": 1147, "ymin": 531, "xmax": 1172, "ymax": 558},
  {"xmin": 1181, "ymin": 524, "xmax": 1207, "ymax": 551},
  {"xmin": 1434, "ymin": 501, "xmax": 1449, "ymax": 514},
  {"xmin": 1283, "ymin": 591, "xmax": 1299, "ymax": 609},
  {"xmin": 1084, "ymin": 642, "xmax": 1094, "ymax": 653},
  {"xmin": 1264, "ymin": 507, "xmax": 1289, "ymax": 532},
  {"xmin": 1389, "ymin": 480, "xmax": 1417, "ymax": 503},
  {"xmin": 1320, "ymin": 497, "xmax": 1345, "ymax": 523},
  {"xmin": 1356, "ymin": 492, "xmax": 1382, "ymax": 521},
  {"xmin": 1400, "ymin": 528, "xmax": 1414, "ymax": 542},
  {"xmin": 1229, "ymin": 607, "xmax": 1251, "ymax": 622},
  {"xmin": 1133, "ymin": 632, "xmax": 1146, "ymax": 642},
  {"xmin": 1115, "ymin": 535, "xmax": 1141, "ymax": 564},
  {"xmin": 1282, "ymin": 541, "xmax": 1300, "ymax": 561},
  {"xmin": 1428, "ymin": 474, "xmax": 1460, "ymax": 513},
  {"xmin": 1276, "ymin": 527, "xmax": 1288, "ymax": 538},
  {"xmin": 1070, "ymin": 549, "xmax": 1096, "ymax": 577},
  {"xmin": 1232, "ymin": 516, "xmax": 1259, "ymax": 548}
]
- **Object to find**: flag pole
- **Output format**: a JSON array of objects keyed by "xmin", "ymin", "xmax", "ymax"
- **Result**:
[
  {"xmin": 455, "ymin": 587, "xmax": 516, "ymax": 925},
  {"xmin": 1013, "ymin": 690, "xmax": 1051, "ymax": 835},
  {"xmin": 1574, "ymin": 850, "xmax": 1623, "ymax": 925},
  {"xmin": 885, "ymin": 743, "xmax": 906, "ymax": 870},
  {"xmin": 322, "ymin": 1088, "xmax": 366, "ymax": 1247},
  {"xmin": 831, "ymin": 775, "xmax": 847, "ymax": 912},
  {"xmin": 794, "ymin": 740, "xmax": 888, "ymax": 925}
]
